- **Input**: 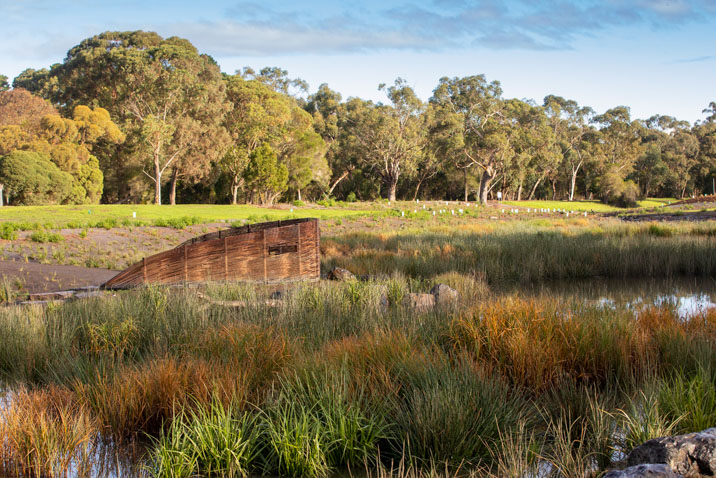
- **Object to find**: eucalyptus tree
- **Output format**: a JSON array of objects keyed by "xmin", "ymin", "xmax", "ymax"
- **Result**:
[
  {"xmin": 223, "ymin": 75, "xmax": 293, "ymax": 203},
  {"xmin": 431, "ymin": 75, "xmax": 515, "ymax": 204},
  {"xmin": 592, "ymin": 107, "xmax": 644, "ymax": 175},
  {"xmin": 223, "ymin": 74, "xmax": 325, "ymax": 204},
  {"xmin": 694, "ymin": 103, "xmax": 716, "ymax": 194},
  {"xmin": 239, "ymin": 66, "xmax": 309, "ymax": 99},
  {"xmin": 543, "ymin": 95, "xmax": 594, "ymax": 201},
  {"xmin": 345, "ymin": 79, "xmax": 425, "ymax": 201},
  {"xmin": 20, "ymin": 31, "xmax": 230, "ymax": 204},
  {"xmin": 651, "ymin": 116, "xmax": 699, "ymax": 197},
  {"xmin": 306, "ymin": 84, "xmax": 351, "ymax": 196},
  {"xmin": 504, "ymin": 99, "xmax": 560, "ymax": 200}
]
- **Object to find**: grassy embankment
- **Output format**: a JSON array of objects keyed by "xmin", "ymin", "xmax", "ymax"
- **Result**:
[
  {"xmin": 0, "ymin": 198, "xmax": 677, "ymax": 232},
  {"xmin": 0, "ymin": 203, "xmax": 382, "ymax": 234},
  {"xmin": 501, "ymin": 198, "xmax": 676, "ymax": 212},
  {"xmin": 1, "ymin": 220, "xmax": 716, "ymax": 476}
]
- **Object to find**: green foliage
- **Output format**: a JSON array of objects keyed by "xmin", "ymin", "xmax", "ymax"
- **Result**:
[
  {"xmin": 29, "ymin": 230, "xmax": 63, "ymax": 243},
  {"xmin": 0, "ymin": 150, "xmax": 73, "ymax": 205},
  {"xmin": 243, "ymin": 143, "xmax": 288, "ymax": 205},
  {"xmin": 599, "ymin": 167, "xmax": 640, "ymax": 207},
  {"xmin": 147, "ymin": 399, "xmax": 264, "ymax": 478},
  {"xmin": 0, "ymin": 223, "xmax": 18, "ymax": 240},
  {"xmin": 392, "ymin": 357, "xmax": 526, "ymax": 467}
]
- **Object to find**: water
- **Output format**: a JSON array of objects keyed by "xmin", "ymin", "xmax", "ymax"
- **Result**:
[{"xmin": 504, "ymin": 276, "xmax": 716, "ymax": 319}]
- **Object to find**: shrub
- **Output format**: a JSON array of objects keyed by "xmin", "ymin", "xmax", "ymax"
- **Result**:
[
  {"xmin": 30, "ymin": 230, "xmax": 63, "ymax": 243},
  {"xmin": 293, "ymin": 200, "xmax": 305, "ymax": 207},
  {"xmin": 0, "ymin": 223, "xmax": 18, "ymax": 240},
  {"xmin": 346, "ymin": 192, "xmax": 357, "ymax": 203},
  {"xmin": 317, "ymin": 198, "xmax": 336, "ymax": 207}
]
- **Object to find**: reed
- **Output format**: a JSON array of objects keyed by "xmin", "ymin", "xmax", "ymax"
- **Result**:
[{"xmin": 0, "ymin": 387, "xmax": 99, "ymax": 478}]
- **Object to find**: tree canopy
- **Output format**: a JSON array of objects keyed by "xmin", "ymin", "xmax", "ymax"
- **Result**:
[{"xmin": 4, "ymin": 30, "xmax": 715, "ymax": 206}]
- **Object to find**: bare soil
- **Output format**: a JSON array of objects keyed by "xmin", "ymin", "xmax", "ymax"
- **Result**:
[{"xmin": 0, "ymin": 260, "xmax": 117, "ymax": 294}]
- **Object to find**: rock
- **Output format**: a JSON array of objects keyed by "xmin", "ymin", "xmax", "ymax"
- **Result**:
[
  {"xmin": 627, "ymin": 428, "xmax": 716, "ymax": 477},
  {"xmin": 430, "ymin": 283, "xmax": 459, "ymax": 305},
  {"xmin": 270, "ymin": 290, "xmax": 285, "ymax": 300},
  {"xmin": 74, "ymin": 291, "xmax": 104, "ymax": 299},
  {"xmin": 402, "ymin": 293, "xmax": 435, "ymax": 312},
  {"xmin": 603, "ymin": 464, "xmax": 683, "ymax": 477},
  {"xmin": 328, "ymin": 267, "xmax": 356, "ymax": 281},
  {"xmin": 28, "ymin": 290, "xmax": 75, "ymax": 301}
]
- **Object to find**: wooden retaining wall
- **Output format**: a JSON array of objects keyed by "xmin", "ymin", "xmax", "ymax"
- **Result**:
[{"xmin": 102, "ymin": 218, "xmax": 320, "ymax": 289}]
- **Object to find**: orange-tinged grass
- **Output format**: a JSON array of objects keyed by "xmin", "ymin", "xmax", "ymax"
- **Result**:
[
  {"xmin": 72, "ymin": 357, "xmax": 250, "ymax": 440},
  {"xmin": 447, "ymin": 298, "xmax": 668, "ymax": 391},
  {"xmin": 0, "ymin": 386, "xmax": 99, "ymax": 478}
]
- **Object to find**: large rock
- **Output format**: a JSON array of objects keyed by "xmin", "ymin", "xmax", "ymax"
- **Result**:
[
  {"xmin": 430, "ymin": 283, "xmax": 459, "ymax": 305},
  {"xmin": 327, "ymin": 267, "xmax": 356, "ymax": 281},
  {"xmin": 603, "ymin": 464, "xmax": 683, "ymax": 477},
  {"xmin": 402, "ymin": 293, "xmax": 435, "ymax": 312},
  {"xmin": 627, "ymin": 428, "xmax": 716, "ymax": 477}
]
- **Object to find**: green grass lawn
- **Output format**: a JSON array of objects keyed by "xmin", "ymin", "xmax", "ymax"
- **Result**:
[{"xmin": 0, "ymin": 204, "xmax": 383, "ymax": 229}]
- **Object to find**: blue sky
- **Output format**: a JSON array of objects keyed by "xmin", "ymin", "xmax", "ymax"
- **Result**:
[{"xmin": 1, "ymin": 0, "xmax": 715, "ymax": 123}]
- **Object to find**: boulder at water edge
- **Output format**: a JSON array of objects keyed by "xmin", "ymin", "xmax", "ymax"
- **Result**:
[
  {"xmin": 603, "ymin": 464, "xmax": 683, "ymax": 477},
  {"xmin": 402, "ymin": 293, "xmax": 436, "ymax": 312},
  {"xmin": 626, "ymin": 428, "xmax": 716, "ymax": 477},
  {"xmin": 328, "ymin": 267, "xmax": 356, "ymax": 281},
  {"xmin": 430, "ymin": 283, "xmax": 459, "ymax": 305}
]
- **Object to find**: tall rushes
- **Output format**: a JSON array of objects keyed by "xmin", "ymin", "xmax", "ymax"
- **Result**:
[
  {"xmin": 271, "ymin": 368, "xmax": 390, "ymax": 470},
  {"xmin": 448, "ymin": 298, "xmax": 656, "ymax": 391},
  {"xmin": 389, "ymin": 354, "xmax": 529, "ymax": 469},
  {"xmin": 146, "ymin": 398, "xmax": 263, "ymax": 478},
  {"xmin": 322, "ymin": 225, "xmax": 716, "ymax": 283},
  {"xmin": 0, "ymin": 387, "xmax": 99, "ymax": 478},
  {"xmin": 72, "ymin": 357, "xmax": 251, "ymax": 440}
]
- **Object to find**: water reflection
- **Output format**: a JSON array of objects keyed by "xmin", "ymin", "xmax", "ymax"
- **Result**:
[{"xmin": 504, "ymin": 277, "xmax": 716, "ymax": 318}]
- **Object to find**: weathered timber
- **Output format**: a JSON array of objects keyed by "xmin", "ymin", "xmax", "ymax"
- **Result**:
[{"xmin": 102, "ymin": 218, "xmax": 320, "ymax": 289}]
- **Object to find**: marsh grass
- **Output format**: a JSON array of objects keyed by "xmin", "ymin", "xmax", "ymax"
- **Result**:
[
  {"xmin": 0, "ymin": 387, "xmax": 99, "ymax": 478},
  {"xmin": 0, "ymin": 221, "xmax": 715, "ymax": 478},
  {"xmin": 322, "ymin": 222, "xmax": 716, "ymax": 283}
]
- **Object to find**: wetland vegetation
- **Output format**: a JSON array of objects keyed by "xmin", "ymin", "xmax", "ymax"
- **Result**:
[{"xmin": 1, "ymin": 212, "xmax": 716, "ymax": 477}]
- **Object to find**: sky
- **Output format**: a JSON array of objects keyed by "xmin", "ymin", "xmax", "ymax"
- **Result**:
[{"xmin": 1, "ymin": 0, "xmax": 715, "ymax": 123}]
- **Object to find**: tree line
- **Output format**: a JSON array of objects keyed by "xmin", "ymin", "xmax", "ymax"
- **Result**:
[{"xmin": 1, "ymin": 31, "xmax": 715, "ymax": 206}]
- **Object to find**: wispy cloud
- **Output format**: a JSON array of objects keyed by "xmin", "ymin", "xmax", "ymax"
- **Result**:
[
  {"xmin": 671, "ymin": 55, "xmax": 716, "ymax": 64},
  {"xmin": 173, "ymin": 0, "xmax": 716, "ymax": 56},
  {"xmin": 1, "ymin": 0, "xmax": 715, "ymax": 63}
]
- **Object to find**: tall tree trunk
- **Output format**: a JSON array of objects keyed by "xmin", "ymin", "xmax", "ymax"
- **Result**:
[
  {"xmin": 517, "ymin": 182, "xmax": 523, "ymax": 201},
  {"xmin": 551, "ymin": 179, "xmax": 557, "ymax": 200},
  {"xmin": 464, "ymin": 168, "xmax": 469, "ymax": 202},
  {"xmin": 568, "ymin": 161, "xmax": 582, "ymax": 202},
  {"xmin": 231, "ymin": 183, "xmax": 239, "ymax": 205},
  {"xmin": 154, "ymin": 159, "xmax": 162, "ymax": 206},
  {"xmin": 388, "ymin": 181, "xmax": 397, "ymax": 202},
  {"xmin": 0, "ymin": 184, "xmax": 4, "ymax": 207},
  {"xmin": 328, "ymin": 170, "xmax": 349, "ymax": 196},
  {"xmin": 169, "ymin": 168, "xmax": 178, "ymax": 206},
  {"xmin": 528, "ymin": 173, "xmax": 545, "ymax": 200},
  {"xmin": 478, "ymin": 169, "xmax": 494, "ymax": 205},
  {"xmin": 413, "ymin": 178, "xmax": 424, "ymax": 201},
  {"xmin": 297, "ymin": 188, "xmax": 302, "ymax": 202}
]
